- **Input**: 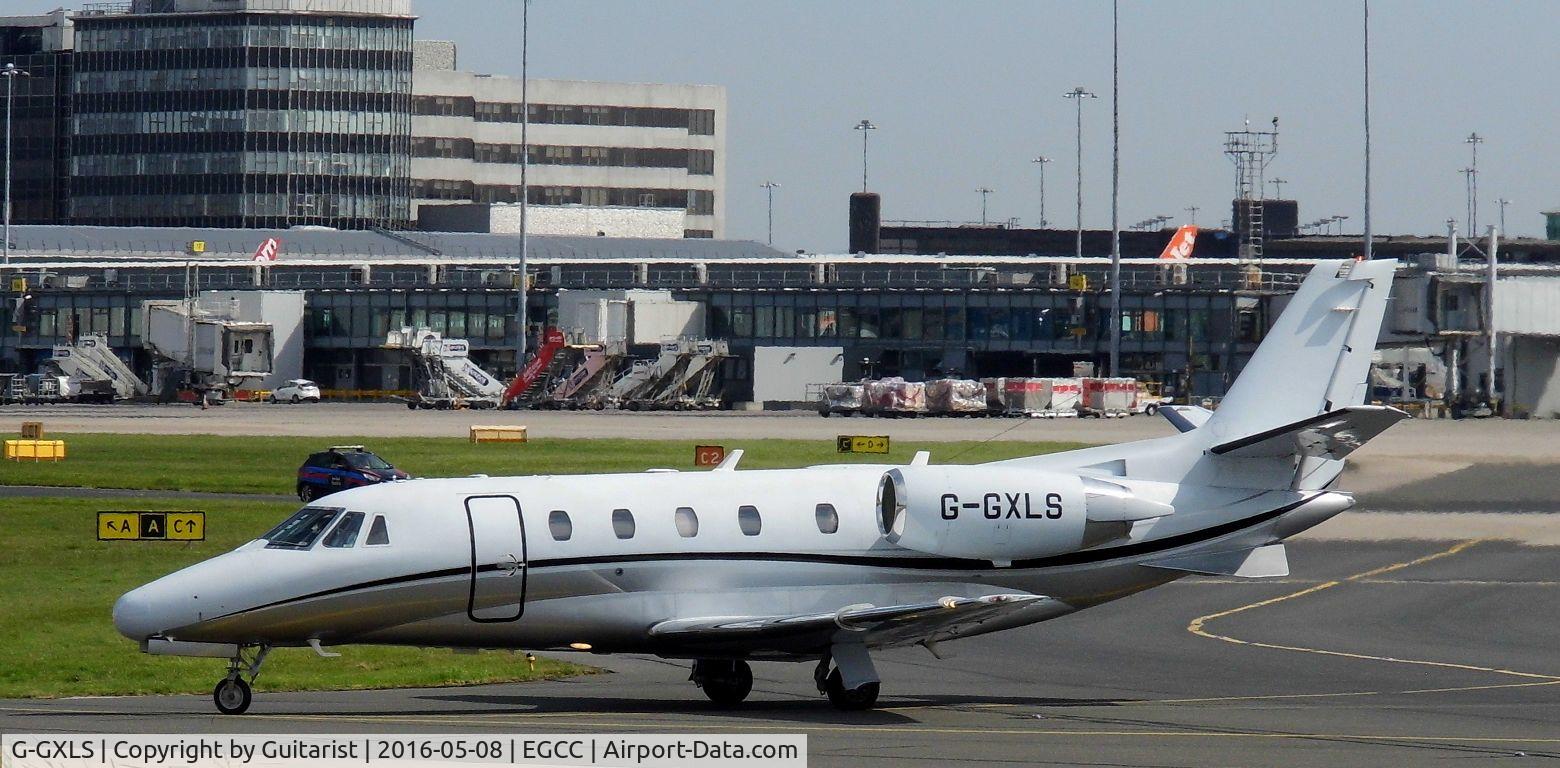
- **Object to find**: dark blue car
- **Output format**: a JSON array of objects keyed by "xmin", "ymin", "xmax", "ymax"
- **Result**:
[{"xmin": 296, "ymin": 445, "xmax": 408, "ymax": 502}]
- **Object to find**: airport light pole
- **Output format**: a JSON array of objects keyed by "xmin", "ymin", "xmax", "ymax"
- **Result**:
[
  {"xmin": 1363, "ymin": 0, "xmax": 1373, "ymax": 260},
  {"xmin": 1063, "ymin": 86, "xmax": 1097, "ymax": 261},
  {"xmin": 1108, "ymin": 0, "xmax": 1121, "ymax": 377},
  {"xmin": 759, "ymin": 181, "xmax": 780, "ymax": 245},
  {"xmin": 3, "ymin": 62, "xmax": 29, "ymax": 269},
  {"xmin": 514, "ymin": 0, "xmax": 531, "ymax": 366},
  {"xmin": 853, "ymin": 120, "xmax": 876, "ymax": 193},
  {"xmin": 1269, "ymin": 177, "xmax": 1287, "ymax": 199},
  {"xmin": 1185, "ymin": 205, "xmax": 1198, "ymax": 225},
  {"xmin": 1464, "ymin": 132, "xmax": 1484, "ymax": 236},
  {"xmin": 1030, "ymin": 156, "xmax": 1052, "ymax": 226},
  {"xmin": 976, "ymin": 187, "xmax": 993, "ymax": 225},
  {"xmin": 1496, "ymin": 197, "xmax": 1509, "ymax": 235}
]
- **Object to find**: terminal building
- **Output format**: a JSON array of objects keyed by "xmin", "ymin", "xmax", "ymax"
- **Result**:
[{"xmin": 6, "ymin": 222, "xmax": 1560, "ymax": 417}]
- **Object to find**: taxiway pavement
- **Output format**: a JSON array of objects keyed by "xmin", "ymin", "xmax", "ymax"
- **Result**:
[{"xmin": 3, "ymin": 538, "xmax": 1557, "ymax": 767}]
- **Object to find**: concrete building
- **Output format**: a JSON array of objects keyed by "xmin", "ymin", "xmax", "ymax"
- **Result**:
[
  {"xmin": 418, "ymin": 202, "xmax": 684, "ymax": 239},
  {"xmin": 66, "ymin": 0, "xmax": 415, "ymax": 230},
  {"xmin": 411, "ymin": 59, "xmax": 726, "ymax": 238}
]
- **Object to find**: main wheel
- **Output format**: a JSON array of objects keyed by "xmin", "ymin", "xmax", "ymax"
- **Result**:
[
  {"xmin": 694, "ymin": 659, "xmax": 752, "ymax": 707},
  {"xmin": 824, "ymin": 668, "xmax": 880, "ymax": 711},
  {"xmin": 213, "ymin": 677, "xmax": 251, "ymax": 715}
]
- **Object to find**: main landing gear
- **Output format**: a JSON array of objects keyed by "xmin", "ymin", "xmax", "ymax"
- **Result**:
[
  {"xmin": 690, "ymin": 647, "xmax": 883, "ymax": 711},
  {"xmin": 821, "ymin": 667, "xmax": 880, "ymax": 711},
  {"xmin": 814, "ymin": 644, "xmax": 880, "ymax": 711},
  {"xmin": 690, "ymin": 659, "xmax": 753, "ymax": 706},
  {"xmin": 214, "ymin": 645, "xmax": 270, "ymax": 715}
]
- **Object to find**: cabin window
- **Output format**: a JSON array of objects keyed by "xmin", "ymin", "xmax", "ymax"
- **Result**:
[
  {"xmin": 815, "ymin": 503, "xmax": 839, "ymax": 534},
  {"xmin": 364, "ymin": 515, "xmax": 390, "ymax": 546},
  {"xmin": 323, "ymin": 511, "xmax": 365, "ymax": 548},
  {"xmin": 738, "ymin": 505, "xmax": 762, "ymax": 536},
  {"xmin": 612, "ymin": 508, "xmax": 636, "ymax": 539},
  {"xmin": 548, "ymin": 510, "xmax": 572, "ymax": 541},
  {"xmin": 262, "ymin": 507, "xmax": 339, "ymax": 549},
  {"xmin": 675, "ymin": 507, "xmax": 699, "ymax": 537}
]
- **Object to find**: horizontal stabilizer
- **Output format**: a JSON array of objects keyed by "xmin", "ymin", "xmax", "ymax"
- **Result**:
[
  {"xmin": 1208, "ymin": 405, "xmax": 1408, "ymax": 460},
  {"xmin": 1145, "ymin": 543, "xmax": 1289, "ymax": 578},
  {"xmin": 1160, "ymin": 405, "xmax": 1214, "ymax": 433}
]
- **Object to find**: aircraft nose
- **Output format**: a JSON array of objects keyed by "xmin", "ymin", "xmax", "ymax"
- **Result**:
[{"xmin": 113, "ymin": 586, "xmax": 159, "ymax": 641}]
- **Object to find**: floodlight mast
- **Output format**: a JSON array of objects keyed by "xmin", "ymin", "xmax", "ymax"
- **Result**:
[{"xmin": 1062, "ymin": 87, "xmax": 1096, "ymax": 261}]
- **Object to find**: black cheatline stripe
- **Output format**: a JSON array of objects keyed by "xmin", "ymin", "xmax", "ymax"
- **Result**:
[{"xmin": 204, "ymin": 497, "xmax": 1312, "ymax": 623}]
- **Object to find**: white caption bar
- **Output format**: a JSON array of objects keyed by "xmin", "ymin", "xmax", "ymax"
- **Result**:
[{"xmin": 1, "ymin": 734, "xmax": 806, "ymax": 768}]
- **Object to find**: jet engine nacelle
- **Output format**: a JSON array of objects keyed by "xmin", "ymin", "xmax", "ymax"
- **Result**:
[{"xmin": 879, "ymin": 466, "xmax": 1175, "ymax": 563}]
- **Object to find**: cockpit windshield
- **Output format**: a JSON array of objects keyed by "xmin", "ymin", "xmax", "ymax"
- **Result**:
[
  {"xmin": 342, "ymin": 452, "xmax": 392, "ymax": 471},
  {"xmin": 262, "ymin": 507, "xmax": 340, "ymax": 549}
]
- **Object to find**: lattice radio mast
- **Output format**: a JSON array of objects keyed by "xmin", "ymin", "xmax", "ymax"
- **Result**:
[{"xmin": 1224, "ymin": 118, "xmax": 1279, "ymax": 265}]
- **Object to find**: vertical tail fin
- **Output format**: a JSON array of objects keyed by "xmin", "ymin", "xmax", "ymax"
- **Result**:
[
  {"xmin": 1204, "ymin": 259, "xmax": 1397, "ymax": 443},
  {"xmin": 1158, "ymin": 225, "xmax": 1198, "ymax": 260}
]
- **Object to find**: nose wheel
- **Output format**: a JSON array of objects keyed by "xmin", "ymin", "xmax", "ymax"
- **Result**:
[
  {"xmin": 213, "ymin": 644, "xmax": 270, "ymax": 715},
  {"xmin": 690, "ymin": 659, "xmax": 753, "ymax": 707},
  {"xmin": 213, "ymin": 677, "xmax": 251, "ymax": 715}
]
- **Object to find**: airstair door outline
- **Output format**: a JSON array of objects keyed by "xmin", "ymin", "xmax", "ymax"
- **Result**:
[{"xmin": 465, "ymin": 495, "xmax": 527, "ymax": 623}]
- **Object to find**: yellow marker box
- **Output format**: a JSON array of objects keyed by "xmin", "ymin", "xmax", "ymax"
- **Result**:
[{"xmin": 4, "ymin": 439, "xmax": 65, "ymax": 461}]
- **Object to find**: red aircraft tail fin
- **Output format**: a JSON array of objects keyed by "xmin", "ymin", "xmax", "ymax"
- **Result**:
[{"xmin": 1158, "ymin": 226, "xmax": 1198, "ymax": 260}]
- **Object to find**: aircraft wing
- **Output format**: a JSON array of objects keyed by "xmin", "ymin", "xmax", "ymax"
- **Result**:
[
  {"xmin": 1208, "ymin": 405, "xmax": 1408, "ymax": 460},
  {"xmin": 648, "ymin": 593, "xmax": 1049, "ymax": 655}
]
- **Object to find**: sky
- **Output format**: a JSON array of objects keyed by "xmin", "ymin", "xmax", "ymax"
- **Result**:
[
  {"xmin": 16, "ymin": 0, "xmax": 1556, "ymax": 250},
  {"xmin": 411, "ymin": 0, "xmax": 1556, "ymax": 250}
]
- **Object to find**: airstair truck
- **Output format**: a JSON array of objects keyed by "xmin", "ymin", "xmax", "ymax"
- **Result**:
[
  {"xmin": 386, "ymin": 327, "xmax": 508, "ymax": 409},
  {"xmin": 49, "ymin": 334, "xmax": 149, "ymax": 401}
]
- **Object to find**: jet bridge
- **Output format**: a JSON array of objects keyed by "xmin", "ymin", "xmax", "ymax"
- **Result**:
[{"xmin": 142, "ymin": 300, "xmax": 274, "ymax": 401}]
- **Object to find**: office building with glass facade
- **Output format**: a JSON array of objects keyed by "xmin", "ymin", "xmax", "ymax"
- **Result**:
[
  {"xmin": 0, "ymin": 10, "xmax": 74, "ymax": 225},
  {"xmin": 67, "ymin": 0, "xmax": 413, "ymax": 229}
]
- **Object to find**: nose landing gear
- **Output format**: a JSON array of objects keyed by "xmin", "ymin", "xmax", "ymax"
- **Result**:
[
  {"xmin": 214, "ymin": 645, "xmax": 270, "ymax": 715},
  {"xmin": 213, "ymin": 677, "xmax": 251, "ymax": 715}
]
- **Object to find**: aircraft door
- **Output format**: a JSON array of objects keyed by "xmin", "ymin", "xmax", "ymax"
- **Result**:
[{"xmin": 465, "ymin": 495, "xmax": 527, "ymax": 622}]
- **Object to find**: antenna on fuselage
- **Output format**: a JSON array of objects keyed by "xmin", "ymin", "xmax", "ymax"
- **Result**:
[{"xmin": 714, "ymin": 449, "xmax": 744, "ymax": 471}]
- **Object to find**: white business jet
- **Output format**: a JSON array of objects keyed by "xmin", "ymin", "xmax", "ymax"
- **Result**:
[{"xmin": 116, "ymin": 259, "xmax": 1404, "ymax": 715}]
